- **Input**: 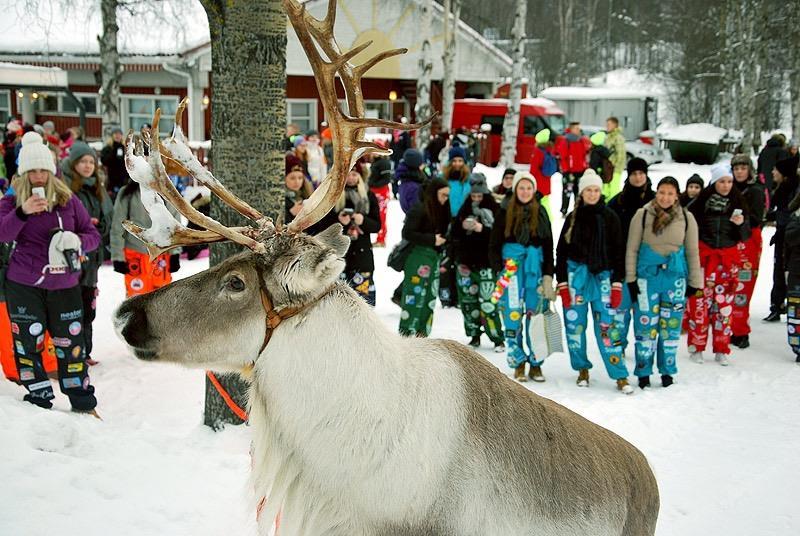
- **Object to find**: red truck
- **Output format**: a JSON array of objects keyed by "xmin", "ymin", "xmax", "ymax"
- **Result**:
[{"xmin": 451, "ymin": 98, "xmax": 567, "ymax": 166}]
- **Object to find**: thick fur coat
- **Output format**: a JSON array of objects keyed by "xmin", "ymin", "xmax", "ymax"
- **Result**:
[{"xmin": 115, "ymin": 225, "xmax": 659, "ymax": 535}]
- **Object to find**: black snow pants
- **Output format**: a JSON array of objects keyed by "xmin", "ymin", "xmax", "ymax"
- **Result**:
[{"xmin": 5, "ymin": 280, "xmax": 97, "ymax": 410}]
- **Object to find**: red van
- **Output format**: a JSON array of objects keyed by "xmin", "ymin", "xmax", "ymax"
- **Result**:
[{"xmin": 451, "ymin": 98, "xmax": 566, "ymax": 166}]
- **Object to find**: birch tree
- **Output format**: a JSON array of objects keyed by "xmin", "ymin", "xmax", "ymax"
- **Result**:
[
  {"xmin": 440, "ymin": 0, "xmax": 461, "ymax": 133},
  {"xmin": 499, "ymin": 0, "xmax": 527, "ymax": 167},
  {"xmin": 98, "ymin": 0, "xmax": 122, "ymax": 137},
  {"xmin": 199, "ymin": 0, "xmax": 286, "ymax": 429},
  {"xmin": 415, "ymin": 0, "xmax": 434, "ymax": 149}
]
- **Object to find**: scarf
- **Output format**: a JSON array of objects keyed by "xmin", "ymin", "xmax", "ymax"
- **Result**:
[
  {"xmin": 471, "ymin": 202, "xmax": 495, "ymax": 231},
  {"xmin": 651, "ymin": 202, "xmax": 680, "ymax": 235},
  {"xmin": 515, "ymin": 205, "xmax": 531, "ymax": 244},
  {"xmin": 344, "ymin": 185, "xmax": 369, "ymax": 215},
  {"xmin": 706, "ymin": 193, "xmax": 730, "ymax": 214}
]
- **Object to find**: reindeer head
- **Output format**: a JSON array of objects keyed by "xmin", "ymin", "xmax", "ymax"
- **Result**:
[{"xmin": 114, "ymin": 0, "xmax": 431, "ymax": 369}]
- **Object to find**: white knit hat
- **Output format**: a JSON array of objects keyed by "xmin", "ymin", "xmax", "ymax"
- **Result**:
[
  {"xmin": 512, "ymin": 171, "xmax": 537, "ymax": 192},
  {"xmin": 17, "ymin": 131, "xmax": 56, "ymax": 175},
  {"xmin": 578, "ymin": 168, "xmax": 603, "ymax": 194},
  {"xmin": 709, "ymin": 163, "xmax": 732, "ymax": 185}
]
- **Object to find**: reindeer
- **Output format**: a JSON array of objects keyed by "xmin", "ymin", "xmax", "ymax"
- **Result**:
[{"xmin": 114, "ymin": 1, "xmax": 659, "ymax": 534}]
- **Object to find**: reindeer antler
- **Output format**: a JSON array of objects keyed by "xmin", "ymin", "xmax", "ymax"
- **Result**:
[
  {"xmin": 282, "ymin": 0, "xmax": 434, "ymax": 233},
  {"xmin": 123, "ymin": 109, "xmax": 268, "ymax": 258}
]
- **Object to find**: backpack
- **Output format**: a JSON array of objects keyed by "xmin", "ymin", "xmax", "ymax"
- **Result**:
[
  {"xmin": 590, "ymin": 146, "xmax": 614, "ymax": 183},
  {"xmin": 540, "ymin": 148, "xmax": 558, "ymax": 177}
]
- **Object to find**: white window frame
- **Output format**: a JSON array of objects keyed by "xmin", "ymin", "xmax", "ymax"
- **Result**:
[
  {"xmin": 286, "ymin": 98, "xmax": 318, "ymax": 133},
  {"xmin": 122, "ymin": 95, "xmax": 180, "ymax": 136},
  {"xmin": 0, "ymin": 89, "xmax": 10, "ymax": 123},
  {"xmin": 35, "ymin": 92, "xmax": 101, "ymax": 116}
]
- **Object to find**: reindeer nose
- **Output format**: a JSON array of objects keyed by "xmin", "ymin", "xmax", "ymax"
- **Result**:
[{"xmin": 115, "ymin": 299, "xmax": 152, "ymax": 349}]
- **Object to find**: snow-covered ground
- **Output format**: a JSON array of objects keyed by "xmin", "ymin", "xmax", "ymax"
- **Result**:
[{"xmin": 1, "ymin": 164, "xmax": 799, "ymax": 536}]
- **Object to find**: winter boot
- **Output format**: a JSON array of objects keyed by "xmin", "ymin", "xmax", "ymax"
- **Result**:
[
  {"xmin": 514, "ymin": 364, "xmax": 527, "ymax": 382},
  {"xmin": 23, "ymin": 394, "xmax": 53, "ymax": 410},
  {"xmin": 468, "ymin": 335, "xmax": 481, "ymax": 348},
  {"xmin": 86, "ymin": 357, "xmax": 100, "ymax": 366},
  {"xmin": 730, "ymin": 335, "xmax": 750, "ymax": 349},
  {"xmin": 493, "ymin": 342, "xmax": 505, "ymax": 353},
  {"xmin": 715, "ymin": 352, "xmax": 730, "ymax": 366},
  {"xmin": 796, "ymin": 354, "xmax": 800, "ymax": 365},
  {"xmin": 661, "ymin": 374, "xmax": 674, "ymax": 388},
  {"xmin": 576, "ymin": 369, "xmax": 590, "ymax": 387},
  {"xmin": 528, "ymin": 365, "xmax": 545, "ymax": 382},
  {"xmin": 616, "ymin": 378, "xmax": 634, "ymax": 395},
  {"xmin": 763, "ymin": 310, "xmax": 782, "ymax": 322},
  {"xmin": 638, "ymin": 376, "xmax": 651, "ymax": 389},
  {"xmin": 689, "ymin": 350, "xmax": 704, "ymax": 364}
]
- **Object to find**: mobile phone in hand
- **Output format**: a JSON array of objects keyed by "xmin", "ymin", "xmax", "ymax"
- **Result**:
[
  {"xmin": 342, "ymin": 208, "xmax": 355, "ymax": 216},
  {"xmin": 732, "ymin": 209, "xmax": 743, "ymax": 217},
  {"xmin": 32, "ymin": 187, "xmax": 45, "ymax": 198}
]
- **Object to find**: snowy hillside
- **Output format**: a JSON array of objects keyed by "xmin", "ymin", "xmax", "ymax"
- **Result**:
[{"xmin": 1, "ymin": 165, "xmax": 799, "ymax": 536}]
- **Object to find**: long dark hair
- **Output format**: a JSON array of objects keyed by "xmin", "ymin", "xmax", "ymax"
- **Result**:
[
  {"xmin": 505, "ymin": 190, "xmax": 542, "ymax": 239},
  {"xmin": 424, "ymin": 177, "xmax": 451, "ymax": 233},
  {"xmin": 69, "ymin": 160, "xmax": 106, "ymax": 201}
]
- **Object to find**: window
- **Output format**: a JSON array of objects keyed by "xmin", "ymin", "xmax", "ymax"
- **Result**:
[
  {"xmin": 0, "ymin": 90, "xmax": 10, "ymax": 125},
  {"xmin": 523, "ymin": 115, "xmax": 549, "ymax": 137},
  {"xmin": 545, "ymin": 114, "xmax": 566, "ymax": 135},
  {"xmin": 125, "ymin": 96, "xmax": 178, "ymax": 135},
  {"xmin": 287, "ymin": 99, "xmax": 317, "ymax": 133},
  {"xmin": 36, "ymin": 92, "xmax": 99, "ymax": 115},
  {"xmin": 480, "ymin": 115, "xmax": 504, "ymax": 135}
]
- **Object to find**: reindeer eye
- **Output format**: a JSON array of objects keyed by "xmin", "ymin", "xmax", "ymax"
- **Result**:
[{"xmin": 227, "ymin": 276, "xmax": 245, "ymax": 292}]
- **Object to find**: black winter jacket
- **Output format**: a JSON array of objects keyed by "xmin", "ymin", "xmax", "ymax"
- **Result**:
[
  {"xmin": 757, "ymin": 138, "xmax": 789, "ymax": 191},
  {"xmin": 784, "ymin": 212, "xmax": 800, "ymax": 275},
  {"xmin": 734, "ymin": 178, "xmax": 765, "ymax": 230},
  {"xmin": 488, "ymin": 203, "xmax": 554, "ymax": 276},
  {"xmin": 556, "ymin": 202, "xmax": 624, "ymax": 284},
  {"xmin": 451, "ymin": 196, "xmax": 498, "ymax": 270},
  {"xmin": 689, "ymin": 192, "xmax": 751, "ymax": 249},
  {"xmin": 100, "ymin": 141, "xmax": 130, "ymax": 195},
  {"xmin": 607, "ymin": 182, "xmax": 655, "ymax": 242},
  {"xmin": 368, "ymin": 157, "xmax": 393, "ymax": 188},
  {"xmin": 402, "ymin": 202, "xmax": 448, "ymax": 250}
]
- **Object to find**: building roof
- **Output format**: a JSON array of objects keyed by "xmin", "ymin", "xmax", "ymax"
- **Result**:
[
  {"xmin": 0, "ymin": 0, "xmax": 511, "ymax": 83},
  {"xmin": 539, "ymin": 86, "xmax": 653, "ymax": 101}
]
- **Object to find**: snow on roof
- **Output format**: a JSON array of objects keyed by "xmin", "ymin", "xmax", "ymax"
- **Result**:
[
  {"xmin": 0, "ymin": 0, "xmax": 209, "ymax": 57},
  {"xmin": 520, "ymin": 97, "xmax": 558, "ymax": 109},
  {"xmin": 0, "ymin": 62, "xmax": 68, "ymax": 87},
  {"xmin": 539, "ymin": 86, "xmax": 652, "ymax": 100},
  {"xmin": 660, "ymin": 123, "xmax": 728, "ymax": 144}
]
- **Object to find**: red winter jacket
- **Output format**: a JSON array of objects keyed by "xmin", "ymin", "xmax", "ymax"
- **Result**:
[
  {"xmin": 555, "ymin": 133, "xmax": 590, "ymax": 173},
  {"xmin": 528, "ymin": 146, "xmax": 553, "ymax": 197}
]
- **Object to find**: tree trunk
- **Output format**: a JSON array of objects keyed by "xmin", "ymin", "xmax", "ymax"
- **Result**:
[
  {"xmin": 200, "ymin": 0, "xmax": 286, "ymax": 430},
  {"xmin": 415, "ymin": 0, "xmax": 434, "ymax": 149},
  {"xmin": 98, "ymin": 0, "xmax": 122, "ymax": 138},
  {"xmin": 499, "ymin": 0, "xmax": 527, "ymax": 167},
  {"xmin": 440, "ymin": 0, "xmax": 460, "ymax": 133}
]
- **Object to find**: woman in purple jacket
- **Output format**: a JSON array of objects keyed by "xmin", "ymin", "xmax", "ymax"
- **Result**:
[{"xmin": 0, "ymin": 132, "xmax": 101, "ymax": 413}]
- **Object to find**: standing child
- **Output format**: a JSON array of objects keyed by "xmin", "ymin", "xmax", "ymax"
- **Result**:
[
  {"xmin": 625, "ymin": 177, "xmax": 702, "ymax": 388},
  {"xmin": 398, "ymin": 179, "xmax": 450, "ymax": 337},
  {"xmin": 556, "ymin": 169, "xmax": 632, "ymax": 393},
  {"xmin": 62, "ymin": 142, "xmax": 113, "ymax": 366},
  {"xmin": 452, "ymin": 176, "xmax": 504, "ymax": 351},
  {"xmin": 686, "ymin": 164, "xmax": 750, "ymax": 365},
  {"xmin": 367, "ymin": 152, "xmax": 393, "ymax": 247},
  {"xmin": 729, "ymin": 154, "xmax": 765, "ymax": 349},
  {"xmin": 680, "ymin": 174, "xmax": 704, "ymax": 207},
  {"xmin": 490, "ymin": 172, "xmax": 555, "ymax": 382}
]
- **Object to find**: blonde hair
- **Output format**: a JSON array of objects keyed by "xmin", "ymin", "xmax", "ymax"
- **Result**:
[
  {"xmin": 334, "ymin": 173, "xmax": 368, "ymax": 212},
  {"xmin": 13, "ymin": 171, "xmax": 72, "ymax": 210}
]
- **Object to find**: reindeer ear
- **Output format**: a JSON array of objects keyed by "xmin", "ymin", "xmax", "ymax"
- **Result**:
[{"xmin": 315, "ymin": 223, "xmax": 349, "ymax": 257}]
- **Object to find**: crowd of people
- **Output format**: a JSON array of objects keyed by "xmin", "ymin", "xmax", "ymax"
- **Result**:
[
  {"xmin": 2, "ymin": 114, "xmax": 798, "ymax": 411},
  {"xmin": 323, "ymin": 122, "xmax": 797, "ymax": 395},
  {"xmin": 1, "ymin": 120, "xmax": 185, "ymax": 414}
]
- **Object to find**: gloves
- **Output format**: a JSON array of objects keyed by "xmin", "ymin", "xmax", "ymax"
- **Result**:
[
  {"xmin": 169, "ymin": 254, "xmax": 181, "ymax": 273},
  {"xmin": 541, "ymin": 275, "xmax": 556, "ymax": 301},
  {"xmin": 113, "ymin": 261, "xmax": 129, "ymax": 275},
  {"xmin": 687, "ymin": 286, "xmax": 703, "ymax": 299},
  {"xmin": 610, "ymin": 282, "xmax": 623, "ymax": 309},
  {"xmin": 627, "ymin": 281, "xmax": 639, "ymax": 303},
  {"xmin": 558, "ymin": 282, "xmax": 571, "ymax": 309}
]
